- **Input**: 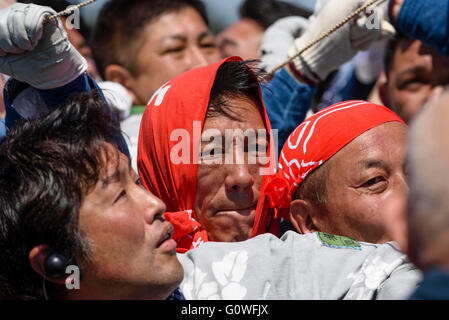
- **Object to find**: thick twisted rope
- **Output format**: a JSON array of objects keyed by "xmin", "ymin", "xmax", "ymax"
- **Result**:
[{"xmin": 267, "ymin": 0, "xmax": 388, "ymax": 76}]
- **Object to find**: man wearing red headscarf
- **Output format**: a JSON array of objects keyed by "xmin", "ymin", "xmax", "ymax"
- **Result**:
[
  {"xmin": 256, "ymin": 100, "xmax": 408, "ymax": 244},
  {"xmin": 138, "ymin": 57, "xmax": 279, "ymax": 253}
]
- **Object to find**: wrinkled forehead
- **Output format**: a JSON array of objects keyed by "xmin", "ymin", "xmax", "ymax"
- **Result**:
[
  {"xmin": 279, "ymin": 101, "xmax": 406, "ymax": 193},
  {"xmin": 329, "ymin": 121, "xmax": 407, "ymax": 169}
]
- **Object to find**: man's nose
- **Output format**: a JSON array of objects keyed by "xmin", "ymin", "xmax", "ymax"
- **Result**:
[
  {"xmin": 188, "ymin": 46, "xmax": 209, "ymax": 69},
  {"xmin": 135, "ymin": 186, "xmax": 167, "ymax": 224},
  {"xmin": 225, "ymin": 164, "xmax": 255, "ymax": 192}
]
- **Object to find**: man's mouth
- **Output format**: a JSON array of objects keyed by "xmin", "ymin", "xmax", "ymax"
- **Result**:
[
  {"xmin": 215, "ymin": 204, "xmax": 257, "ymax": 216},
  {"xmin": 157, "ymin": 224, "xmax": 176, "ymax": 250}
]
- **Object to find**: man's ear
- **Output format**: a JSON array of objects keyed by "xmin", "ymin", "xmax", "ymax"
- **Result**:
[
  {"xmin": 289, "ymin": 199, "xmax": 319, "ymax": 234},
  {"xmin": 29, "ymin": 245, "xmax": 66, "ymax": 285},
  {"xmin": 104, "ymin": 64, "xmax": 138, "ymax": 104}
]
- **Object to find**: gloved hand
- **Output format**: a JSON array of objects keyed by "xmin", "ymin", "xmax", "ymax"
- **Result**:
[
  {"xmin": 288, "ymin": 0, "xmax": 395, "ymax": 84},
  {"xmin": 98, "ymin": 81, "xmax": 133, "ymax": 121},
  {"xmin": 0, "ymin": 3, "xmax": 87, "ymax": 89},
  {"xmin": 259, "ymin": 16, "xmax": 309, "ymax": 73}
]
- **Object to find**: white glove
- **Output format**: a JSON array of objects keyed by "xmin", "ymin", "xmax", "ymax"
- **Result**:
[
  {"xmin": 288, "ymin": 0, "xmax": 395, "ymax": 83},
  {"xmin": 0, "ymin": 3, "xmax": 87, "ymax": 89},
  {"xmin": 259, "ymin": 16, "xmax": 309, "ymax": 73},
  {"xmin": 98, "ymin": 81, "xmax": 133, "ymax": 121}
]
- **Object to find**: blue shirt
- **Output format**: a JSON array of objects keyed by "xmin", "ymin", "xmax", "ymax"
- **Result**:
[
  {"xmin": 3, "ymin": 73, "xmax": 130, "ymax": 158},
  {"xmin": 409, "ymin": 268, "xmax": 449, "ymax": 300}
]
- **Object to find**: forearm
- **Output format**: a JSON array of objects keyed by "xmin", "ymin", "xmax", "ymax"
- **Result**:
[
  {"xmin": 4, "ymin": 75, "xmax": 130, "ymax": 157},
  {"xmin": 390, "ymin": 0, "xmax": 449, "ymax": 55}
]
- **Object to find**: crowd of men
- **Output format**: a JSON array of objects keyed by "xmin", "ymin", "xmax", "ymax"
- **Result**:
[{"xmin": 0, "ymin": 0, "xmax": 449, "ymax": 300}]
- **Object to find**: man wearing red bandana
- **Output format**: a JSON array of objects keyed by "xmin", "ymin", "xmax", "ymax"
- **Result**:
[
  {"xmin": 138, "ymin": 57, "xmax": 279, "ymax": 253},
  {"xmin": 257, "ymin": 100, "xmax": 408, "ymax": 244}
]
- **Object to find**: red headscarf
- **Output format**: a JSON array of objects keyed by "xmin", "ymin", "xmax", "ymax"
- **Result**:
[
  {"xmin": 137, "ymin": 57, "xmax": 277, "ymax": 253},
  {"xmin": 252, "ymin": 100, "xmax": 406, "ymax": 236}
]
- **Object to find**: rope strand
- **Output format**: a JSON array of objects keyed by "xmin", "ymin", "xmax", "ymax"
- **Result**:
[
  {"xmin": 267, "ymin": 0, "xmax": 388, "ymax": 76},
  {"xmin": 44, "ymin": 0, "xmax": 98, "ymax": 23},
  {"xmin": 43, "ymin": 0, "xmax": 388, "ymax": 78}
]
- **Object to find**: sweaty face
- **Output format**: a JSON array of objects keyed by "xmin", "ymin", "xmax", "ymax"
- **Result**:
[
  {"xmin": 315, "ymin": 122, "xmax": 408, "ymax": 244},
  {"xmin": 217, "ymin": 18, "xmax": 265, "ymax": 60},
  {"xmin": 78, "ymin": 144, "xmax": 183, "ymax": 300},
  {"xmin": 387, "ymin": 39, "xmax": 449, "ymax": 123},
  {"xmin": 132, "ymin": 7, "xmax": 221, "ymax": 105},
  {"xmin": 194, "ymin": 97, "xmax": 268, "ymax": 242}
]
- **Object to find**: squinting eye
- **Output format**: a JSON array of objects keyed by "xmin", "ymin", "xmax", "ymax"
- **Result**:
[
  {"xmin": 201, "ymin": 42, "xmax": 217, "ymax": 49},
  {"xmin": 114, "ymin": 190, "xmax": 126, "ymax": 204},
  {"xmin": 361, "ymin": 176, "xmax": 385, "ymax": 188},
  {"xmin": 164, "ymin": 47, "xmax": 184, "ymax": 54}
]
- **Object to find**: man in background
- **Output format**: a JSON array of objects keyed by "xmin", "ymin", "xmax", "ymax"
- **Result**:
[
  {"xmin": 217, "ymin": 0, "xmax": 311, "ymax": 60},
  {"xmin": 377, "ymin": 35, "xmax": 449, "ymax": 124}
]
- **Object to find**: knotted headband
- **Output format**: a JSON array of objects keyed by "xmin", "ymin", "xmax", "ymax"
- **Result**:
[{"xmin": 252, "ymin": 100, "xmax": 406, "ymax": 236}]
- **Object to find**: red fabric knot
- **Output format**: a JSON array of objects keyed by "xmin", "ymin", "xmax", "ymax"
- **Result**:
[{"xmin": 264, "ymin": 174, "xmax": 291, "ymax": 220}]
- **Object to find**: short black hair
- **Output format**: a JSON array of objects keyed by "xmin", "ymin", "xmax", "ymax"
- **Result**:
[
  {"xmin": 384, "ymin": 33, "xmax": 408, "ymax": 78},
  {"xmin": 91, "ymin": 0, "xmax": 209, "ymax": 79},
  {"xmin": 208, "ymin": 60, "xmax": 264, "ymax": 120},
  {"xmin": 0, "ymin": 92, "xmax": 121, "ymax": 300},
  {"xmin": 17, "ymin": 0, "xmax": 91, "ymax": 39},
  {"xmin": 240, "ymin": 0, "xmax": 311, "ymax": 30}
]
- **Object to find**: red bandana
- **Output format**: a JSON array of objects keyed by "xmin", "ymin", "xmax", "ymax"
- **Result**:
[
  {"xmin": 252, "ymin": 100, "xmax": 406, "ymax": 235},
  {"xmin": 137, "ymin": 57, "xmax": 277, "ymax": 253}
]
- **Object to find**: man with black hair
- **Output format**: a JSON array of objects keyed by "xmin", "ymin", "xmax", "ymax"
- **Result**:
[
  {"xmin": 0, "ymin": 3, "xmax": 422, "ymax": 299},
  {"xmin": 0, "ymin": 91, "xmax": 421, "ymax": 301},
  {"xmin": 217, "ymin": 0, "xmax": 311, "ymax": 60},
  {"xmin": 0, "ymin": 1, "xmax": 406, "ymax": 245},
  {"xmin": 88, "ymin": 0, "xmax": 222, "ymax": 170},
  {"xmin": 376, "ymin": 35, "xmax": 449, "ymax": 124},
  {"xmin": 91, "ymin": 0, "xmax": 221, "ymax": 106},
  {"xmin": 0, "ymin": 92, "xmax": 184, "ymax": 300}
]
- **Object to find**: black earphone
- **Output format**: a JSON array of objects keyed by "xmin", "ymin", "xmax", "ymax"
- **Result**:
[
  {"xmin": 44, "ymin": 252, "xmax": 72, "ymax": 279},
  {"xmin": 42, "ymin": 252, "xmax": 79, "ymax": 300}
]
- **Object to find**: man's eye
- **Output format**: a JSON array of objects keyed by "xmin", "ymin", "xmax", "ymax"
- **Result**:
[
  {"xmin": 165, "ymin": 47, "xmax": 184, "ymax": 54},
  {"xmin": 200, "ymin": 42, "xmax": 217, "ymax": 49},
  {"xmin": 202, "ymin": 147, "xmax": 224, "ymax": 157},
  {"xmin": 400, "ymin": 79, "xmax": 426, "ymax": 91},
  {"xmin": 136, "ymin": 178, "xmax": 143, "ymax": 186},
  {"xmin": 361, "ymin": 176, "xmax": 385, "ymax": 188},
  {"xmin": 114, "ymin": 190, "xmax": 126, "ymax": 204}
]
